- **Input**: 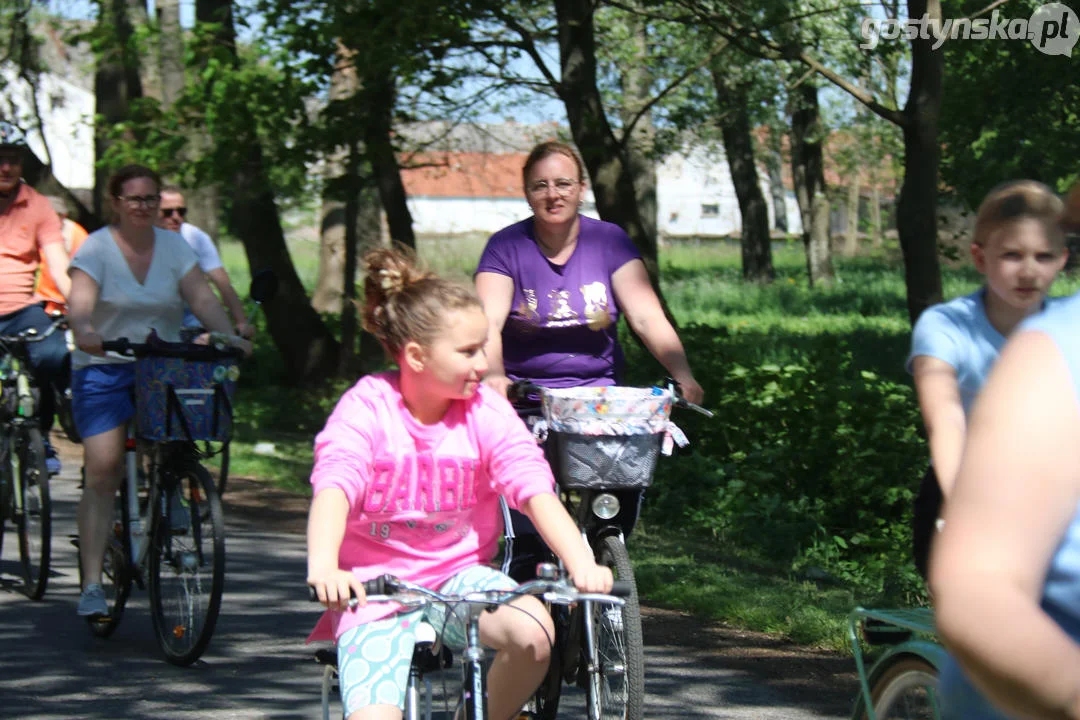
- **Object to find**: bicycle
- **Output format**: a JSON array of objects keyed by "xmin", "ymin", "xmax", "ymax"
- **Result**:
[
  {"xmin": 80, "ymin": 336, "xmax": 241, "ymax": 666},
  {"xmin": 309, "ymin": 563, "xmax": 631, "ymax": 720},
  {"xmin": 849, "ymin": 606, "xmax": 944, "ymax": 720},
  {"xmin": 176, "ymin": 268, "xmax": 278, "ymax": 497},
  {"xmin": 509, "ymin": 380, "xmax": 712, "ymax": 720},
  {"xmin": 0, "ymin": 319, "xmax": 63, "ymax": 599}
]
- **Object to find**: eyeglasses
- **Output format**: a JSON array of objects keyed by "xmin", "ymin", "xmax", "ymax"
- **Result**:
[
  {"xmin": 161, "ymin": 207, "xmax": 187, "ymax": 219},
  {"xmin": 0, "ymin": 152, "xmax": 21, "ymax": 167},
  {"xmin": 116, "ymin": 194, "xmax": 161, "ymax": 209},
  {"xmin": 527, "ymin": 178, "xmax": 580, "ymax": 198}
]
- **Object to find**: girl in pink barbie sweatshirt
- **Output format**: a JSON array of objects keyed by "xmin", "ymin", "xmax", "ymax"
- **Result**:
[{"xmin": 307, "ymin": 247, "xmax": 612, "ymax": 720}]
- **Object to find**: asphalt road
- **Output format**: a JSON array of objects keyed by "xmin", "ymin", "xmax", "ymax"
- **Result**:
[{"xmin": 0, "ymin": 462, "xmax": 855, "ymax": 719}]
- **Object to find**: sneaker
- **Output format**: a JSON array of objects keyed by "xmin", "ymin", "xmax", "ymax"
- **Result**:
[
  {"xmin": 44, "ymin": 441, "xmax": 61, "ymax": 476},
  {"xmin": 77, "ymin": 583, "xmax": 107, "ymax": 617},
  {"xmin": 169, "ymin": 488, "xmax": 191, "ymax": 532}
]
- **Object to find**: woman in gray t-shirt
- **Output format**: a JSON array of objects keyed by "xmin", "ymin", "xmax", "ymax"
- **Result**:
[{"xmin": 68, "ymin": 164, "xmax": 249, "ymax": 618}]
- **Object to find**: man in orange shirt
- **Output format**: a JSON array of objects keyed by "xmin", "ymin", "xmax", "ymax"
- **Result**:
[{"xmin": 0, "ymin": 122, "xmax": 73, "ymax": 471}]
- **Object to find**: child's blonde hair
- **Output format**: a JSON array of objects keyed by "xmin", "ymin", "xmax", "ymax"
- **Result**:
[
  {"xmin": 361, "ymin": 247, "xmax": 482, "ymax": 358},
  {"xmin": 973, "ymin": 180, "xmax": 1065, "ymax": 248}
]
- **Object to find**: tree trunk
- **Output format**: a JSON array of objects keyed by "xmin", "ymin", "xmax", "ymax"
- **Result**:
[
  {"xmin": 197, "ymin": 0, "xmax": 340, "ymax": 382},
  {"xmin": 312, "ymin": 190, "xmax": 346, "ymax": 313},
  {"xmin": 362, "ymin": 71, "xmax": 415, "ymax": 249},
  {"xmin": 313, "ymin": 43, "xmax": 356, "ymax": 313},
  {"xmin": 157, "ymin": 0, "xmax": 184, "ymax": 107},
  {"xmin": 620, "ymin": 11, "xmax": 659, "ymax": 260},
  {"xmin": 764, "ymin": 144, "xmax": 788, "ymax": 234},
  {"xmin": 554, "ymin": 0, "xmax": 661, "ymax": 288},
  {"xmin": 339, "ymin": 146, "xmax": 361, "ymax": 375},
  {"xmin": 789, "ymin": 80, "xmax": 833, "ymax": 286},
  {"xmin": 843, "ymin": 176, "xmax": 860, "ymax": 256},
  {"xmin": 712, "ymin": 69, "xmax": 773, "ymax": 283},
  {"xmin": 896, "ymin": 0, "xmax": 944, "ymax": 322},
  {"xmin": 93, "ymin": 0, "xmax": 144, "ymax": 217},
  {"xmin": 871, "ymin": 184, "xmax": 883, "ymax": 247}
]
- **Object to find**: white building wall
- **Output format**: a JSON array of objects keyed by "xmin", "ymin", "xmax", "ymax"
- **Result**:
[
  {"xmin": 407, "ymin": 194, "xmax": 601, "ymax": 235},
  {"xmin": 0, "ymin": 65, "xmax": 95, "ymax": 190},
  {"xmin": 656, "ymin": 147, "xmax": 802, "ymax": 237}
]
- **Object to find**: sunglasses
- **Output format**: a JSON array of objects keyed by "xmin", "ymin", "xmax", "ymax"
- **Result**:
[{"xmin": 161, "ymin": 207, "xmax": 188, "ymax": 219}]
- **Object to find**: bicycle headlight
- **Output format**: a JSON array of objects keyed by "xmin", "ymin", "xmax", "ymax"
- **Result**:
[{"xmin": 591, "ymin": 493, "xmax": 620, "ymax": 520}]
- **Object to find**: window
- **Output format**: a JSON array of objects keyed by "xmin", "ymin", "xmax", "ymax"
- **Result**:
[{"xmin": 701, "ymin": 204, "xmax": 719, "ymax": 218}]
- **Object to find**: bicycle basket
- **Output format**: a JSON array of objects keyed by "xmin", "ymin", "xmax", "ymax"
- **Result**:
[
  {"xmin": 134, "ymin": 351, "xmax": 239, "ymax": 442},
  {"xmin": 540, "ymin": 386, "xmax": 676, "ymax": 490}
]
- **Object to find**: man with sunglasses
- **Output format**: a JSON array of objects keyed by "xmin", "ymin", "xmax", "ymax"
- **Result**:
[
  {"xmin": 157, "ymin": 187, "xmax": 254, "ymax": 339},
  {"xmin": 0, "ymin": 122, "xmax": 74, "ymax": 473}
]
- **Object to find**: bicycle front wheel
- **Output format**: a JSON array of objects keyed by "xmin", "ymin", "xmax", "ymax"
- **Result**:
[
  {"xmin": 867, "ymin": 656, "xmax": 939, "ymax": 719},
  {"xmin": 15, "ymin": 427, "xmax": 51, "ymax": 600},
  {"xmin": 148, "ymin": 462, "xmax": 225, "ymax": 666},
  {"xmin": 83, "ymin": 478, "xmax": 133, "ymax": 638},
  {"xmin": 587, "ymin": 535, "xmax": 644, "ymax": 720}
]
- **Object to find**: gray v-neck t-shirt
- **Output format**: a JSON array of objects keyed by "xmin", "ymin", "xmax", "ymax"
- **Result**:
[{"xmin": 69, "ymin": 226, "xmax": 198, "ymax": 370}]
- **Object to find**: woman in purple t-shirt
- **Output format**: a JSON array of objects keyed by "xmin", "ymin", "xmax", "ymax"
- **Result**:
[{"xmin": 475, "ymin": 141, "xmax": 703, "ymax": 579}]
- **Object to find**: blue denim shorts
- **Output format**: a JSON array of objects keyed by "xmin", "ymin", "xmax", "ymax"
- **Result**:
[{"xmin": 72, "ymin": 364, "xmax": 136, "ymax": 439}]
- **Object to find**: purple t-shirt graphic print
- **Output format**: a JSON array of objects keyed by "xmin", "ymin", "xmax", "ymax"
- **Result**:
[{"xmin": 476, "ymin": 215, "xmax": 642, "ymax": 388}]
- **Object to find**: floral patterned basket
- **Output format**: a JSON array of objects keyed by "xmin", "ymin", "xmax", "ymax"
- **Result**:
[
  {"xmin": 134, "ymin": 352, "xmax": 240, "ymax": 442},
  {"xmin": 537, "ymin": 386, "xmax": 686, "ymax": 490}
]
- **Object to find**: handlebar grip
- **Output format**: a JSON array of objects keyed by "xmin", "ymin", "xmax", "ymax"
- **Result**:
[
  {"xmin": 609, "ymin": 580, "xmax": 635, "ymax": 598},
  {"xmin": 307, "ymin": 575, "xmax": 395, "ymax": 602},
  {"xmin": 101, "ymin": 338, "xmax": 131, "ymax": 353}
]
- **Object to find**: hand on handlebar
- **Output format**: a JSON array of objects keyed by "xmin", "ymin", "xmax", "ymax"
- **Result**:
[
  {"xmin": 75, "ymin": 329, "xmax": 104, "ymax": 356},
  {"xmin": 235, "ymin": 321, "xmax": 256, "ymax": 340},
  {"xmin": 483, "ymin": 373, "xmax": 514, "ymax": 398},
  {"xmin": 308, "ymin": 568, "xmax": 368, "ymax": 612},
  {"xmin": 194, "ymin": 332, "xmax": 254, "ymax": 358},
  {"xmin": 673, "ymin": 374, "xmax": 704, "ymax": 405},
  {"xmin": 569, "ymin": 560, "xmax": 614, "ymax": 595}
]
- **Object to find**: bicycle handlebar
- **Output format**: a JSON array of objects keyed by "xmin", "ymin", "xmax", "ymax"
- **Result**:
[
  {"xmin": 307, "ymin": 571, "xmax": 630, "ymax": 611},
  {"xmin": 102, "ymin": 337, "xmax": 245, "ymax": 360},
  {"xmin": 0, "ymin": 315, "xmax": 68, "ymax": 346}
]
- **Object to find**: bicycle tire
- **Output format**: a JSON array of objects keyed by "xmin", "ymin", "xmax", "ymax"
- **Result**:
[
  {"xmin": 866, "ymin": 656, "xmax": 939, "ymax": 720},
  {"xmin": 589, "ymin": 535, "xmax": 644, "ymax": 720},
  {"xmin": 15, "ymin": 427, "xmax": 51, "ymax": 599},
  {"xmin": 217, "ymin": 440, "xmax": 230, "ymax": 497},
  {"xmin": 0, "ymin": 442, "xmax": 11, "ymax": 560},
  {"xmin": 148, "ymin": 461, "xmax": 225, "ymax": 666},
  {"xmin": 56, "ymin": 385, "xmax": 80, "ymax": 444},
  {"xmin": 85, "ymin": 482, "xmax": 132, "ymax": 638}
]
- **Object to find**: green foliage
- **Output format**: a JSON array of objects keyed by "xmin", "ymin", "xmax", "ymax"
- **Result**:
[{"xmin": 939, "ymin": 0, "xmax": 1080, "ymax": 206}]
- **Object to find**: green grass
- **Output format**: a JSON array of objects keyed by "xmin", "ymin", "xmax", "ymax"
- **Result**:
[
  {"xmin": 217, "ymin": 234, "xmax": 1079, "ymax": 650},
  {"xmin": 631, "ymin": 528, "xmax": 857, "ymax": 650}
]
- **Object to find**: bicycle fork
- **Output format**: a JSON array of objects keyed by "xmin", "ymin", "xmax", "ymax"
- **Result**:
[{"xmin": 462, "ymin": 606, "xmax": 488, "ymax": 720}]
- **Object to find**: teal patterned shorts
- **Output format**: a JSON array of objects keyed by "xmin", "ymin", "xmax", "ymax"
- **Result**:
[{"xmin": 336, "ymin": 565, "xmax": 516, "ymax": 715}]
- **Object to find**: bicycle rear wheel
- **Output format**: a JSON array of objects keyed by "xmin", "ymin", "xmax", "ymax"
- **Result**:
[
  {"xmin": 588, "ymin": 535, "xmax": 644, "ymax": 720},
  {"xmin": 148, "ymin": 462, "xmax": 225, "ymax": 666},
  {"xmin": 85, "ymin": 483, "xmax": 132, "ymax": 638},
  {"xmin": 15, "ymin": 427, "xmax": 51, "ymax": 599},
  {"xmin": 866, "ymin": 656, "xmax": 939, "ymax": 719}
]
